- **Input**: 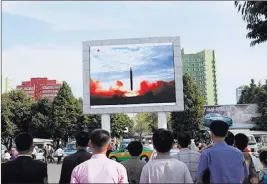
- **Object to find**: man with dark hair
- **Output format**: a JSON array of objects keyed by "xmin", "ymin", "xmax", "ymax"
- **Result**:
[
  {"xmin": 1, "ymin": 132, "xmax": 48, "ymax": 183},
  {"xmin": 197, "ymin": 120, "xmax": 248, "ymax": 183},
  {"xmin": 59, "ymin": 131, "xmax": 92, "ymax": 184},
  {"xmin": 225, "ymin": 131, "xmax": 235, "ymax": 146},
  {"xmin": 140, "ymin": 129, "xmax": 193, "ymax": 183},
  {"xmin": 176, "ymin": 132, "xmax": 201, "ymax": 182},
  {"xmin": 121, "ymin": 141, "xmax": 145, "ymax": 184},
  {"xmin": 71, "ymin": 129, "xmax": 128, "ymax": 183},
  {"xmin": 235, "ymin": 133, "xmax": 258, "ymax": 184}
]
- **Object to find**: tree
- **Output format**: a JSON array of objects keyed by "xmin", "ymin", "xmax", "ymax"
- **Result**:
[
  {"xmin": 252, "ymin": 84, "xmax": 267, "ymax": 131},
  {"xmin": 51, "ymin": 81, "xmax": 80, "ymax": 145},
  {"xmin": 235, "ymin": 1, "xmax": 267, "ymax": 47},
  {"xmin": 31, "ymin": 98, "xmax": 54, "ymax": 139},
  {"xmin": 134, "ymin": 113, "xmax": 150, "ymax": 140},
  {"xmin": 8, "ymin": 90, "xmax": 34, "ymax": 132},
  {"xmin": 146, "ymin": 113, "xmax": 158, "ymax": 133},
  {"xmin": 110, "ymin": 113, "xmax": 133, "ymax": 138},
  {"xmin": 1, "ymin": 90, "xmax": 34, "ymax": 149},
  {"xmin": 1, "ymin": 93, "xmax": 17, "ymax": 150},
  {"xmin": 238, "ymin": 79, "xmax": 263, "ymax": 104},
  {"xmin": 171, "ymin": 74, "xmax": 205, "ymax": 139},
  {"xmin": 87, "ymin": 115, "xmax": 101, "ymax": 133}
]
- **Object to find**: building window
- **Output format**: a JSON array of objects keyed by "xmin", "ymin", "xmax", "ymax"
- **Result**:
[
  {"xmin": 193, "ymin": 77, "xmax": 196, "ymax": 80},
  {"xmin": 186, "ymin": 69, "xmax": 190, "ymax": 72},
  {"xmin": 193, "ymin": 68, "xmax": 196, "ymax": 71},
  {"xmin": 197, "ymin": 58, "xmax": 201, "ymax": 62}
]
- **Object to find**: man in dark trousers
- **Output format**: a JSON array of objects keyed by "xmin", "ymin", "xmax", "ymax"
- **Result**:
[
  {"xmin": 59, "ymin": 131, "xmax": 92, "ymax": 184},
  {"xmin": 1, "ymin": 132, "xmax": 48, "ymax": 183}
]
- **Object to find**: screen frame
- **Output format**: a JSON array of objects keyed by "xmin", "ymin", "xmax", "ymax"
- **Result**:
[{"xmin": 82, "ymin": 37, "xmax": 184, "ymax": 114}]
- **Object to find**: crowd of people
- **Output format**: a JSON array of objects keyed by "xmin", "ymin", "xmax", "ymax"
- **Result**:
[{"xmin": 2, "ymin": 120, "xmax": 267, "ymax": 184}]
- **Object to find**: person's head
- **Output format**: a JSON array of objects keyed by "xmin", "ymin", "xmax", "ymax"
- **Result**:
[
  {"xmin": 177, "ymin": 132, "xmax": 191, "ymax": 149},
  {"xmin": 260, "ymin": 150, "xmax": 267, "ymax": 167},
  {"xmin": 209, "ymin": 120, "xmax": 229, "ymax": 142},
  {"xmin": 75, "ymin": 131, "xmax": 90, "ymax": 149},
  {"xmin": 225, "ymin": 131, "xmax": 235, "ymax": 146},
  {"xmin": 127, "ymin": 141, "xmax": 143, "ymax": 157},
  {"xmin": 15, "ymin": 132, "xmax": 34, "ymax": 155},
  {"xmin": 235, "ymin": 133, "xmax": 248, "ymax": 151},
  {"xmin": 89, "ymin": 129, "xmax": 111, "ymax": 154},
  {"xmin": 153, "ymin": 129, "xmax": 174, "ymax": 153}
]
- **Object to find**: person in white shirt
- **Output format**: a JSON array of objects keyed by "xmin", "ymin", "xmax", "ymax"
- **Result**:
[
  {"xmin": 148, "ymin": 140, "xmax": 154, "ymax": 151},
  {"xmin": 56, "ymin": 147, "xmax": 64, "ymax": 164},
  {"xmin": 3, "ymin": 150, "xmax": 11, "ymax": 161},
  {"xmin": 32, "ymin": 146, "xmax": 37, "ymax": 160},
  {"xmin": 140, "ymin": 129, "xmax": 193, "ymax": 183}
]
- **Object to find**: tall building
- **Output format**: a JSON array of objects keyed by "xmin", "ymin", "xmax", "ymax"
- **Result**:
[
  {"xmin": 182, "ymin": 49, "xmax": 218, "ymax": 105},
  {"xmin": 236, "ymin": 86, "xmax": 244, "ymax": 103},
  {"xmin": 2, "ymin": 76, "xmax": 12, "ymax": 94},
  {"xmin": 16, "ymin": 78, "xmax": 62, "ymax": 101}
]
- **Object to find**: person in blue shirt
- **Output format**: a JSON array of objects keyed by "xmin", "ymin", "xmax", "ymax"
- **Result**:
[{"xmin": 197, "ymin": 120, "xmax": 248, "ymax": 184}]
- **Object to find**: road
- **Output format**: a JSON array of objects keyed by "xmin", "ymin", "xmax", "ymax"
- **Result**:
[{"xmin": 48, "ymin": 163, "xmax": 61, "ymax": 183}]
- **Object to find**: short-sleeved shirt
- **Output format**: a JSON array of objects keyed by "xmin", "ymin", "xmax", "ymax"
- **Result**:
[
  {"xmin": 140, "ymin": 154, "xmax": 193, "ymax": 183},
  {"xmin": 176, "ymin": 148, "xmax": 201, "ymax": 181},
  {"xmin": 197, "ymin": 141, "xmax": 248, "ymax": 183}
]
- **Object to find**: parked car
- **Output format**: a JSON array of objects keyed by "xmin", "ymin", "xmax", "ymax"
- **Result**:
[
  {"xmin": 63, "ymin": 141, "xmax": 92, "ymax": 157},
  {"xmin": 109, "ymin": 146, "xmax": 153, "ymax": 162},
  {"xmin": 203, "ymin": 113, "xmax": 233, "ymax": 127}
]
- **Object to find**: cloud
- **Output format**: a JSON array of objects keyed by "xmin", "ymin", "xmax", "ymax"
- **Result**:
[
  {"xmin": 90, "ymin": 43, "xmax": 173, "ymax": 74},
  {"xmin": 2, "ymin": 45, "xmax": 83, "ymax": 97},
  {"xmin": 2, "ymin": 1, "xmax": 131, "ymax": 31}
]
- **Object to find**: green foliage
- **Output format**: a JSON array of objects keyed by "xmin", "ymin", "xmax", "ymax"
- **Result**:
[
  {"xmin": 134, "ymin": 113, "xmax": 150, "ymax": 140},
  {"xmin": 51, "ymin": 81, "xmax": 80, "ymax": 142},
  {"xmin": 240, "ymin": 79, "xmax": 267, "ymax": 131},
  {"xmin": 1, "ymin": 93, "xmax": 17, "ymax": 149},
  {"xmin": 253, "ymin": 85, "xmax": 267, "ymax": 131},
  {"xmin": 171, "ymin": 74, "xmax": 205, "ymax": 139},
  {"xmin": 1, "ymin": 90, "xmax": 34, "ymax": 149},
  {"xmin": 86, "ymin": 115, "xmax": 101, "ymax": 133},
  {"xmin": 238, "ymin": 79, "xmax": 263, "ymax": 104},
  {"xmin": 111, "ymin": 113, "xmax": 133, "ymax": 138},
  {"xmin": 31, "ymin": 98, "xmax": 54, "ymax": 139},
  {"xmin": 235, "ymin": 1, "xmax": 267, "ymax": 47}
]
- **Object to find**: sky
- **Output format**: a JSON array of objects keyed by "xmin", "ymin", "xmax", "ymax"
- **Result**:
[
  {"xmin": 2, "ymin": 1, "xmax": 267, "ymax": 105},
  {"xmin": 90, "ymin": 43, "xmax": 174, "ymax": 91}
]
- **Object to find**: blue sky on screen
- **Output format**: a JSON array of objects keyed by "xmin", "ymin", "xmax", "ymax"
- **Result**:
[
  {"xmin": 90, "ymin": 43, "xmax": 174, "ymax": 91},
  {"xmin": 2, "ymin": 1, "xmax": 267, "ymax": 104}
]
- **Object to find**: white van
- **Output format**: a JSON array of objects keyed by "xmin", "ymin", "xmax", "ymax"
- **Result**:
[
  {"xmin": 246, "ymin": 134, "xmax": 257, "ymax": 153},
  {"xmin": 33, "ymin": 138, "xmax": 53, "ymax": 149}
]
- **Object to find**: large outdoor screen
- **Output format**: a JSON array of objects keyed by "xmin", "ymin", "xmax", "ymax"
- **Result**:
[{"xmin": 89, "ymin": 42, "xmax": 176, "ymax": 107}]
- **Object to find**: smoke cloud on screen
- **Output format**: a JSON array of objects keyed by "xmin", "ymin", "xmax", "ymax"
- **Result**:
[{"xmin": 90, "ymin": 79, "xmax": 175, "ymax": 97}]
